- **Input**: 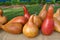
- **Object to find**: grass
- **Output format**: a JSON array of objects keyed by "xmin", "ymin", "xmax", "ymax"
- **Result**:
[{"xmin": 2, "ymin": 5, "xmax": 60, "ymax": 21}]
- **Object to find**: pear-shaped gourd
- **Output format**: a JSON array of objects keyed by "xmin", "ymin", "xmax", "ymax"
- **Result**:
[
  {"xmin": 23, "ymin": 15, "xmax": 39, "ymax": 38},
  {"xmin": 1, "ymin": 23, "xmax": 23, "ymax": 34},
  {"xmin": 38, "ymin": 4, "xmax": 47, "ymax": 21},
  {"xmin": 0, "ymin": 8, "xmax": 7, "ymax": 24},
  {"xmin": 41, "ymin": 5, "xmax": 54, "ymax": 35},
  {"xmin": 54, "ymin": 8, "xmax": 60, "ymax": 20},
  {"xmin": 54, "ymin": 8, "xmax": 60, "ymax": 32}
]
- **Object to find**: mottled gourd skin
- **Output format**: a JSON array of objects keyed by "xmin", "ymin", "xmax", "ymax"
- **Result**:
[
  {"xmin": 23, "ymin": 15, "xmax": 39, "ymax": 38},
  {"xmin": 0, "ymin": 16, "xmax": 7, "ymax": 24},
  {"xmin": 33, "ymin": 15, "xmax": 42, "ymax": 28},
  {"xmin": 23, "ymin": 23, "xmax": 39, "ymax": 38},
  {"xmin": 7, "ymin": 16, "xmax": 28, "ymax": 25},
  {"xmin": 54, "ymin": 8, "xmax": 60, "ymax": 32},
  {"xmin": 41, "ymin": 5, "xmax": 54, "ymax": 35},
  {"xmin": 2, "ymin": 23, "xmax": 23, "ymax": 34}
]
